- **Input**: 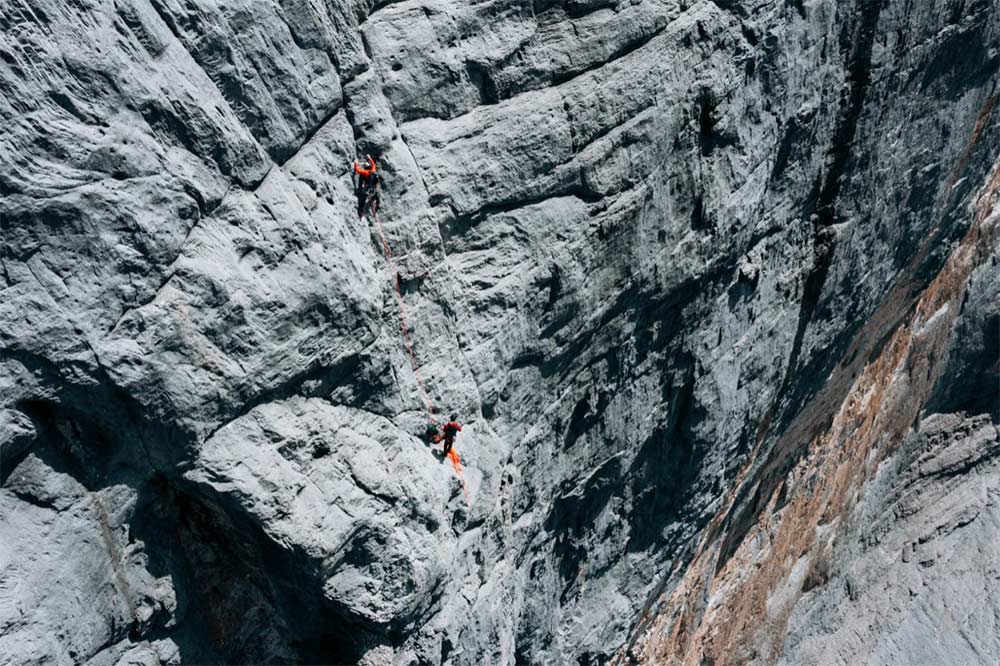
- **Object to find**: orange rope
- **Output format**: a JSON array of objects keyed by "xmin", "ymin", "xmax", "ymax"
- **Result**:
[
  {"xmin": 370, "ymin": 202, "xmax": 438, "ymax": 426},
  {"xmin": 447, "ymin": 449, "xmax": 470, "ymax": 506},
  {"xmin": 369, "ymin": 202, "xmax": 470, "ymax": 505}
]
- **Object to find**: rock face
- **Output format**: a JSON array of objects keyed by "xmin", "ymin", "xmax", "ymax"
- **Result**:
[{"xmin": 0, "ymin": 0, "xmax": 997, "ymax": 665}]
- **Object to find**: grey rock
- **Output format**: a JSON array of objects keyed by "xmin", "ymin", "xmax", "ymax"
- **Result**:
[
  {"xmin": 779, "ymin": 414, "xmax": 1000, "ymax": 666},
  {"xmin": 0, "ymin": 408, "xmax": 34, "ymax": 467},
  {"xmin": 1, "ymin": 0, "xmax": 998, "ymax": 664}
]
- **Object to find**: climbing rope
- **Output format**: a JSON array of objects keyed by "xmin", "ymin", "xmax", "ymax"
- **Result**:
[
  {"xmin": 370, "ymin": 201, "xmax": 438, "ymax": 426},
  {"xmin": 369, "ymin": 201, "xmax": 470, "ymax": 506},
  {"xmin": 447, "ymin": 449, "xmax": 470, "ymax": 505}
]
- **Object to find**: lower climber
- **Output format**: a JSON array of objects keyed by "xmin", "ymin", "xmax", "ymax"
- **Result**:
[
  {"xmin": 441, "ymin": 415, "xmax": 462, "ymax": 456},
  {"xmin": 352, "ymin": 154, "xmax": 381, "ymax": 219}
]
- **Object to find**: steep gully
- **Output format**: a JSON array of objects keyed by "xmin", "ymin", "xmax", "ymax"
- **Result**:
[
  {"xmin": 613, "ymin": 1, "xmax": 1000, "ymax": 659},
  {"xmin": 619, "ymin": 105, "xmax": 1000, "ymax": 664}
]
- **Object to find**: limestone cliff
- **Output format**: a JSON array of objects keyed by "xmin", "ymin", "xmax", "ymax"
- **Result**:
[{"xmin": 1, "ymin": 0, "xmax": 997, "ymax": 664}]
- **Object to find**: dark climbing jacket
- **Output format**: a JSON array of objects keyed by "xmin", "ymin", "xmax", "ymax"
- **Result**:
[{"xmin": 424, "ymin": 423, "xmax": 442, "ymax": 444}]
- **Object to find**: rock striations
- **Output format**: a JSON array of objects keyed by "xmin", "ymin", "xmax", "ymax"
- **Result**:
[{"xmin": 1, "ymin": 0, "xmax": 998, "ymax": 664}]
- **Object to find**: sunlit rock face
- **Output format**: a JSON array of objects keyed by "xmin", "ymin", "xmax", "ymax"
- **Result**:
[{"xmin": 1, "ymin": 0, "xmax": 997, "ymax": 664}]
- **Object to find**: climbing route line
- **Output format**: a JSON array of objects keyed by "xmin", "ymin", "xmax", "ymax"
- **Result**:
[
  {"xmin": 370, "ymin": 202, "xmax": 470, "ymax": 506},
  {"xmin": 370, "ymin": 203, "xmax": 438, "ymax": 425}
]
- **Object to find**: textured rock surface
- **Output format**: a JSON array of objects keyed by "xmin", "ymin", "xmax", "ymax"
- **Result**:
[
  {"xmin": 1, "ymin": 0, "xmax": 998, "ymax": 665},
  {"xmin": 780, "ymin": 413, "xmax": 1000, "ymax": 666}
]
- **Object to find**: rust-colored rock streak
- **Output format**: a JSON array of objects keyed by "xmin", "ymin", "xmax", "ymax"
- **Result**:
[{"xmin": 626, "ymin": 161, "xmax": 1000, "ymax": 666}]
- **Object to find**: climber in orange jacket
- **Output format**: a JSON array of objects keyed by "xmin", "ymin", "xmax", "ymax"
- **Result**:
[
  {"xmin": 441, "ymin": 415, "xmax": 462, "ymax": 456},
  {"xmin": 352, "ymin": 154, "xmax": 380, "ymax": 219},
  {"xmin": 422, "ymin": 415, "xmax": 462, "ymax": 455}
]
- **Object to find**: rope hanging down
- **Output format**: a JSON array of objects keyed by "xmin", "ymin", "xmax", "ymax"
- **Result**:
[
  {"xmin": 370, "ymin": 203, "xmax": 438, "ymax": 425},
  {"xmin": 370, "ymin": 201, "xmax": 471, "ymax": 506}
]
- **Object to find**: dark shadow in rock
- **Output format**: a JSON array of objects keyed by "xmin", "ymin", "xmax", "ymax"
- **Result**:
[
  {"xmin": 135, "ymin": 471, "xmax": 386, "ymax": 665},
  {"xmin": 727, "ymin": 278, "xmax": 755, "ymax": 311},
  {"xmin": 696, "ymin": 88, "xmax": 737, "ymax": 158},
  {"xmin": 924, "ymin": 261, "xmax": 1000, "ymax": 421},
  {"xmin": 465, "ymin": 60, "xmax": 499, "ymax": 105},
  {"xmin": 12, "ymin": 397, "xmax": 138, "ymax": 491},
  {"xmin": 625, "ymin": 366, "xmax": 701, "ymax": 555},
  {"xmin": 563, "ymin": 397, "xmax": 595, "ymax": 450},
  {"xmin": 918, "ymin": 13, "xmax": 996, "ymax": 101},
  {"xmin": 4, "ymin": 371, "xmax": 386, "ymax": 665},
  {"xmin": 544, "ymin": 452, "xmax": 622, "ymax": 604}
]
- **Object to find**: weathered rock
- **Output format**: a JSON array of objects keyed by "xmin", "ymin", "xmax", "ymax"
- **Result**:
[
  {"xmin": 780, "ymin": 413, "xmax": 1000, "ymax": 666},
  {"xmin": 1, "ymin": 0, "xmax": 998, "ymax": 664}
]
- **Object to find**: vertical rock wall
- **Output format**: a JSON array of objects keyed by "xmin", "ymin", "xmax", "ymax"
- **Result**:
[{"xmin": 1, "ymin": 0, "xmax": 997, "ymax": 664}]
